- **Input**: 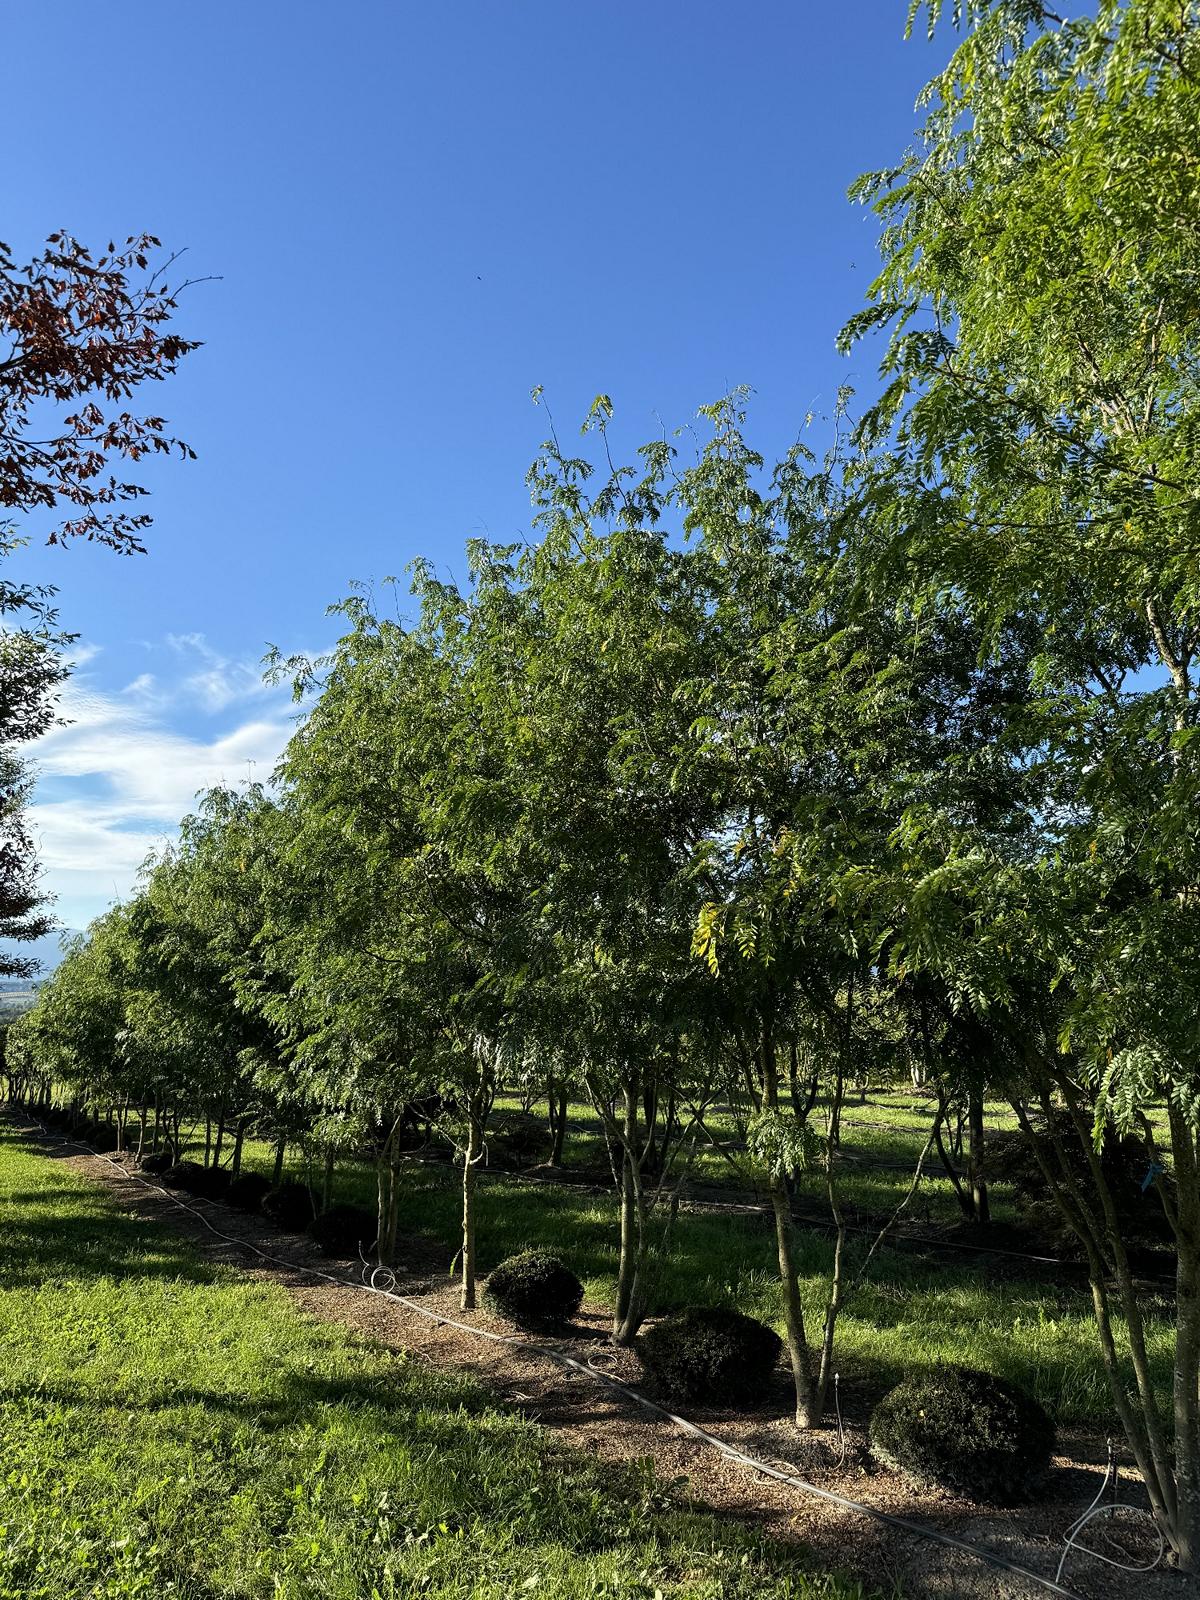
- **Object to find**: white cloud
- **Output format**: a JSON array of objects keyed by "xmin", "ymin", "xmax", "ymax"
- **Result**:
[
  {"xmin": 121, "ymin": 672, "xmax": 158, "ymax": 699},
  {"xmin": 162, "ymin": 631, "xmax": 278, "ymax": 714},
  {"xmin": 25, "ymin": 653, "xmax": 298, "ymax": 930}
]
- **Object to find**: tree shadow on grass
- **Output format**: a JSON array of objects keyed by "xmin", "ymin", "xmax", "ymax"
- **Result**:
[
  {"xmin": 0, "ymin": 1210, "xmax": 219, "ymax": 1287},
  {"xmin": 0, "ymin": 1124, "xmax": 216, "ymax": 1286},
  {"xmin": 0, "ymin": 1364, "xmax": 493, "ymax": 1430}
]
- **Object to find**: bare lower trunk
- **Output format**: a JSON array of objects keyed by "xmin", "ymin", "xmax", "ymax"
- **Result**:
[
  {"xmin": 1168, "ymin": 1104, "xmax": 1200, "ymax": 1570},
  {"xmin": 768, "ymin": 1172, "xmax": 818, "ymax": 1425},
  {"xmin": 272, "ymin": 1136, "xmax": 286, "ymax": 1185},
  {"xmin": 611, "ymin": 1080, "xmax": 647, "ymax": 1344},
  {"xmin": 933, "ymin": 1100, "xmax": 974, "ymax": 1220},
  {"xmin": 376, "ymin": 1119, "xmax": 402, "ymax": 1265},
  {"xmin": 1175, "ymin": 1230, "xmax": 1200, "ymax": 1570},
  {"xmin": 550, "ymin": 1091, "xmax": 568, "ymax": 1166},
  {"xmin": 230, "ymin": 1121, "xmax": 245, "ymax": 1178},
  {"xmin": 321, "ymin": 1146, "xmax": 335, "ymax": 1210},
  {"xmin": 460, "ymin": 1105, "xmax": 483, "ymax": 1310},
  {"xmin": 1012, "ymin": 1088, "xmax": 1183, "ymax": 1561},
  {"xmin": 966, "ymin": 1090, "xmax": 990, "ymax": 1227},
  {"xmin": 760, "ymin": 1014, "xmax": 819, "ymax": 1425},
  {"xmin": 814, "ymin": 1074, "xmax": 848, "ymax": 1420},
  {"xmin": 376, "ymin": 1161, "xmax": 393, "ymax": 1265}
]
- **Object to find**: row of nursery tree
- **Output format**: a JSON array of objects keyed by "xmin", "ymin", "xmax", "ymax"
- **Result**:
[{"xmin": 4, "ymin": 0, "xmax": 1200, "ymax": 1570}]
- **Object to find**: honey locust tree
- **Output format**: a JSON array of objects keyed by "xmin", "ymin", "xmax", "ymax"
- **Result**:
[
  {"xmin": 132, "ymin": 837, "xmax": 270, "ymax": 1176},
  {"xmin": 683, "ymin": 394, "xmax": 1038, "ymax": 1427},
  {"xmin": 508, "ymin": 403, "xmax": 723, "ymax": 1343},
  {"xmin": 843, "ymin": 0, "xmax": 1200, "ymax": 1564},
  {"xmin": 274, "ymin": 559, "xmax": 545, "ymax": 1305},
  {"xmin": 154, "ymin": 785, "xmax": 303, "ymax": 1178}
]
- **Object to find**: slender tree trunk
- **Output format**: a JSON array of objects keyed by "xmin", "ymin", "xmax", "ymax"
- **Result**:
[
  {"xmin": 642, "ymin": 1078, "xmax": 659, "ymax": 1176},
  {"xmin": 1056, "ymin": 1084, "xmax": 1175, "ymax": 1510},
  {"xmin": 204, "ymin": 1119, "xmax": 212, "ymax": 1167},
  {"xmin": 1168, "ymin": 1105, "xmax": 1200, "ymax": 1570},
  {"xmin": 376, "ymin": 1158, "xmax": 393, "ymax": 1265},
  {"xmin": 1012, "ymin": 1092, "xmax": 1180, "ymax": 1552},
  {"xmin": 321, "ymin": 1146, "xmax": 335, "ymax": 1211},
  {"xmin": 814, "ymin": 1065, "xmax": 849, "ymax": 1419},
  {"xmin": 135, "ymin": 1104, "xmax": 147, "ymax": 1161},
  {"xmin": 272, "ymin": 1136, "xmax": 286, "ymax": 1185},
  {"xmin": 768, "ymin": 1171, "xmax": 819, "ymax": 1425},
  {"xmin": 550, "ymin": 1091, "xmax": 568, "ymax": 1166},
  {"xmin": 376, "ymin": 1117, "xmax": 402, "ymax": 1265},
  {"xmin": 460, "ymin": 1106, "xmax": 482, "ymax": 1310},
  {"xmin": 612, "ymin": 1076, "xmax": 647, "ymax": 1344},
  {"xmin": 1174, "ymin": 1227, "xmax": 1200, "ymax": 1569},
  {"xmin": 966, "ymin": 1089, "xmax": 990, "ymax": 1227},
  {"xmin": 759, "ymin": 1013, "xmax": 819, "ymax": 1425},
  {"xmin": 933, "ymin": 1100, "xmax": 973, "ymax": 1220},
  {"xmin": 231, "ymin": 1120, "xmax": 245, "ymax": 1178}
]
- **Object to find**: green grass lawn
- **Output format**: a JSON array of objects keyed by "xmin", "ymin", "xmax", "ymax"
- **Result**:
[
  {"xmin": 206, "ymin": 1146, "xmax": 1171, "ymax": 1429},
  {"xmin": 0, "ymin": 1123, "xmax": 871, "ymax": 1600},
  {"xmin": 201, "ymin": 1103, "xmax": 1172, "ymax": 1430}
]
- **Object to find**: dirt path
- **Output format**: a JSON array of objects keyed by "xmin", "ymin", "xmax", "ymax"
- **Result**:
[{"xmin": 18, "ymin": 1121, "xmax": 1184, "ymax": 1600}]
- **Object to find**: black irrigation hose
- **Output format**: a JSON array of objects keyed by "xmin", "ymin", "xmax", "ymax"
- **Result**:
[
  {"xmin": 481, "ymin": 1166, "xmax": 1127, "ymax": 1280},
  {"xmin": 476, "ymin": 1161, "xmax": 1180, "ymax": 1292},
  {"xmin": 15, "ymin": 1111, "xmax": 1094, "ymax": 1600}
]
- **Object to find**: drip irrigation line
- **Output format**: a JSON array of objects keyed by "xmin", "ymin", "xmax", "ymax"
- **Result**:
[
  {"xmin": 1054, "ymin": 1441, "xmax": 1163, "ymax": 1584},
  {"xmin": 487, "ymin": 1166, "xmax": 1090, "ymax": 1273},
  {"xmin": 488, "ymin": 1166, "xmax": 1176, "ymax": 1289},
  {"xmin": 14, "ymin": 1113, "xmax": 1102, "ymax": 1600}
]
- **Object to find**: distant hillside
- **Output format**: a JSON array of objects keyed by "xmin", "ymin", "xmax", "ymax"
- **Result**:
[{"xmin": 0, "ymin": 928, "xmax": 81, "ymax": 980}]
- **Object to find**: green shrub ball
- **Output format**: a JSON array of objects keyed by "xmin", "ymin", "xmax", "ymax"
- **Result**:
[
  {"xmin": 638, "ymin": 1306, "xmax": 782, "ymax": 1404},
  {"xmin": 484, "ymin": 1250, "xmax": 584, "ymax": 1329},
  {"xmin": 226, "ymin": 1172, "xmax": 272, "ymax": 1211},
  {"xmin": 308, "ymin": 1203, "xmax": 377, "ymax": 1258},
  {"xmin": 869, "ymin": 1366, "xmax": 1054, "ymax": 1504},
  {"xmin": 261, "ymin": 1181, "xmax": 317, "ymax": 1232}
]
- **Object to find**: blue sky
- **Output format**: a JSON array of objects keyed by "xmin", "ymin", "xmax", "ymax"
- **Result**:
[{"xmin": 5, "ymin": 1, "xmax": 945, "ymax": 939}]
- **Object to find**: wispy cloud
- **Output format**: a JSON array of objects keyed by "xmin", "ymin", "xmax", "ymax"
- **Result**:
[
  {"xmin": 24, "ymin": 641, "xmax": 301, "ymax": 931},
  {"xmin": 166, "ymin": 631, "xmax": 280, "ymax": 714},
  {"xmin": 65, "ymin": 642, "xmax": 103, "ymax": 670}
]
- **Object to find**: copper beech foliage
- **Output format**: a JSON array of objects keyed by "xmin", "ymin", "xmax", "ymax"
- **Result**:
[{"xmin": 0, "ymin": 232, "xmax": 200, "ymax": 552}]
